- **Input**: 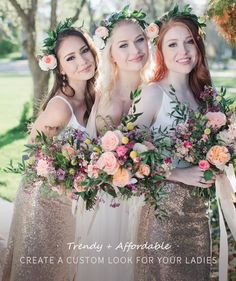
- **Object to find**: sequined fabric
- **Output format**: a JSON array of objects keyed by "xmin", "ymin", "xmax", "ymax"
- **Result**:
[
  {"xmin": 1, "ymin": 178, "xmax": 76, "ymax": 281},
  {"xmin": 134, "ymin": 182, "xmax": 211, "ymax": 281}
]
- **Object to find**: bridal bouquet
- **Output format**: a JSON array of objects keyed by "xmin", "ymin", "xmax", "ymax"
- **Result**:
[
  {"xmin": 165, "ymin": 85, "xmax": 236, "ymax": 198},
  {"xmin": 5, "ymin": 128, "xmax": 87, "ymax": 198},
  {"xmin": 76, "ymin": 90, "xmax": 173, "ymax": 217}
]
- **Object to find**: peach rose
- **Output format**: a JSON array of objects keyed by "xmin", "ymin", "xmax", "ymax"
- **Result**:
[
  {"xmin": 96, "ymin": 152, "xmax": 119, "ymax": 175},
  {"xmin": 206, "ymin": 112, "xmax": 227, "ymax": 129},
  {"xmin": 198, "ymin": 160, "xmax": 210, "ymax": 171},
  {"xmin": 206, "ymin": 145, "xmax": 230, "ymax": 170},
  {"xmin": 112, "ymin": 168, "xmax": 131, "ymax": 187},
  {"xmin": 73, "ymin": 175, "xmax": 86, "ymax": 192},
  {"xmin": 135, "ymin": 164, "xmax": 151, "ymax": 179},
  {"xmin": 95, "ymin": 26, "xmax": 109, "ymax": 38},
  {"xmin": 145, "ymin": 23, "xmax": 159, "ymax": 39},
  {"xmin": 62, "ymin": 144, "xmax": 77, "ymax": 160},
  {"xmin": 39, "ymin": 54, "xmax": 57, "ymax": 71},
  {"xmin": 101, "ymin": 131, "xmax": 122, "ymax": 151}
]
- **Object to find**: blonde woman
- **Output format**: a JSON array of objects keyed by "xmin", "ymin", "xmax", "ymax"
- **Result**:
[{"xmin": 74, "ymin": 6, "xmax": 158, "ymax": 281}]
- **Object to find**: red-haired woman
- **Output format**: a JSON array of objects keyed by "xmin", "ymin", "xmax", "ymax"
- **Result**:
[{"xmin": 134, "ymin": 8, "xmax": 215, "ymax": 281}]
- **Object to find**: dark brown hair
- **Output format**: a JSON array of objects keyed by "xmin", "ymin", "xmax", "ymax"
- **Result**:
[
  {"xmin": 41, "ymin": 28, "xmax": 98, "ymax": 122},
  {"xmin": 152, "ymin": 16, "xmax": 212, "ymax": 102}
]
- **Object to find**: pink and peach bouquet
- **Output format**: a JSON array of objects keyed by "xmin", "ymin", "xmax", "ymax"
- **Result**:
[
  {"xmin": 76, "ymin": 123, "xmax": 172, "ymax": 217},
  {"xmin": 165, "ymin": 86, "xmax": 236, "ymax": 199},
  {"xmin": 5, "ymin": 128, "xmax": 88, "ymax": 199}
]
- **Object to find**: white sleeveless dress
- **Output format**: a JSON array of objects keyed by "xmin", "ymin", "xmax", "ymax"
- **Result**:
[
  {"xmin": 2, "ymin": 96, "xmax": 85, "ymax": 281},
  {"xmin": 134, "ymin": 86, "xmax": 211, "ymax": 281},
  {"xmin": 73, "ymin": 96, "xmax": 145, "ymax": 281}
]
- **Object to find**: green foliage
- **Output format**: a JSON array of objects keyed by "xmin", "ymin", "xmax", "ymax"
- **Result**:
[
  {"xmin": 155, "ymin": 4, "xmax": 206, "ymax": 36},
  {"xmin": 0, "ymin": 39, "xmax": 19, "ymax": 57},
  {"xmin": 42, "ymin": 18, "xmax": 74, "ymax": 55}
]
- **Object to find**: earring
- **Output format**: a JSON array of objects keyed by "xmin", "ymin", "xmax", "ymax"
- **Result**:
[{"xmin": 62, "ymin": 74, "xmax": 67, "ymax": 88}]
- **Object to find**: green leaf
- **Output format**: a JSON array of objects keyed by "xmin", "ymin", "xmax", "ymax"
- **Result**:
[{"xmin": 204, "ymin": 170, "xmax": 214, "ymax": 181}]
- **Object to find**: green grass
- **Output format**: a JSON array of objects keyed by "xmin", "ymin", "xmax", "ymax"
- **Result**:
[
  {"xmin": 212, "ymin": 77, "xmax": 236, "ymax": 89},
  {"xmin": 0, "ymin": 74, "xmax": 32, "ymax": 201}
]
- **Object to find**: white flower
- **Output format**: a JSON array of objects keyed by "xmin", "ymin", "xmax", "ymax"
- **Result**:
[
  {"xmin": 133, "ymin": 143, "xmax": 148, "ymax": 153},
  {"xmin": 95, "ymin": 26, "xmax": 109, "ymax": 39},
  {"xmin": 130, "ymin": 178, "xmax": 138, "ymax": 184},
  {"xmin": 93, "ymin": 35, "xmax": 105, "ymax": 50},
  {"xmin": 145, "ymin": 23, "xmax": 159, "ymax": 39},
  {"xmin": 39, "ymin": 54, "xmax": 57, "ymax": 71}
]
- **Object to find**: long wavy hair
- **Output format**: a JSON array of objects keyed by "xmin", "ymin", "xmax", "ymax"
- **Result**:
[
  {"xmin": 152, "ymin": 17, "xmax": 212, "ymax": 102},
  {"xmin": 40, "ymin": 28, "xmax": 98, "ymax": 123},
  {"xmin": 96, "ymin": 19, "xmax": 151, "ymax": 112}
]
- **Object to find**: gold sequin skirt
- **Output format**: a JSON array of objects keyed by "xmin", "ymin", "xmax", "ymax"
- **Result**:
[
  {"xmin": 1, "ymin": 178, "xmax": 76, "ymax": 281},
  {"xmin": 134, "ymin": 182, "xmax": 211, "ymax": 281}
]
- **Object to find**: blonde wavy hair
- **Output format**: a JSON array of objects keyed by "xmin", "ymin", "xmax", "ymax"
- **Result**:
[{"xmin": 96, "ymin": 19, "xmax": 152, "ymax": 112}]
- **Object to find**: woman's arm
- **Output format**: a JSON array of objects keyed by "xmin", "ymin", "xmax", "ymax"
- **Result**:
[
  {"xmin": 168, "ymin": 166, "xmax": 215, "ymax": 188},
  {"xmin": 28, "ymin": 98, "xmax": 72, "ymax": 143}
]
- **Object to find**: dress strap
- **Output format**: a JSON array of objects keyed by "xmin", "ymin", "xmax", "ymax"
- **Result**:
[{"xmin": 50, "ymin": 95, "xmax": 74, "ymax": 115}]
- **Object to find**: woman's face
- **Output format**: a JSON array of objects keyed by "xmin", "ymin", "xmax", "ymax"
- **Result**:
[
  {"xmin": 161, "ymin": 25, "xmax": 198, "ymax": 75},
  {"xmin": 58, "ymin": 35, "xmax": 95, "ymax": 82},
  {"xmin": 110, "ymin": 22, "xmax": 149, "ymax": 72}
]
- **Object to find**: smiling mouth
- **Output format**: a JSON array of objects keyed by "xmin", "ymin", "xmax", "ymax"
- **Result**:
[
  {"xmin": 176, "ymin": 57, "xmax": 192, "ymax": 64},
  {"xmin": 80, "ymin": 65, "xmax": 92, "ymax": 72},
  {"xmin": 129, "ymin": 54, "xmax": 144, "ymax": 62}
]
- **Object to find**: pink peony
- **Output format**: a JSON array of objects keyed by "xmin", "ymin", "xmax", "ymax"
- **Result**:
[
  {"xmin": 96, "ymin": 152, "xmax": 119, "ymax": 175},
  {"xmin": 206, "ymin": 112, "xmax": 227, "ymax": 129},
  {"xmin": 116, "ymin": 145, "xmax": 129, "ymax": 157},
  {"xmin": 36, "ymin": 159, "xmax": 51, "ymax": 177},
  {"xmin": 101, "ymin": 131, "xmax": 122, "ymax": 151},
  {"xmin": 198, "ymin": 160, "xmax": 210, "ymax": 171}
]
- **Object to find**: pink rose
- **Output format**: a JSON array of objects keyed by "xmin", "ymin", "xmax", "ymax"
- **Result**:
[
  {"xmin": 39, "ymin": 54, "xmax": 57, "ymax": 71},
  {"xmin": 96, "ymin": 152, "xmax": 119, "ymax": 175},
  {"xmin": 112, "ymin": 168, "xmax": 131, "ymax": 187},
  {"xmin": 206, "ymin": 112, "xmax": 227, "ymax": 129},
  {"xmin": 116, "ymin": 145, "xmax": 128, "ymax": 157},
  {"xmin": 183, "ymin": 141, "xmax": 192, "ymax": 148},
  {"xmin": 145, "ymin": 23, "xmax": 159, "ymax": 39},
  {"xmin": 101, "ymin": 131, "xmax": 122, "ymax": 151},
  {"xmin": 95, "ymin": 26, "xmax": 109, "ymax": 38},
  {"xmin": 198, "ymin": 160, "xmax": 210, "ymax": 171}
]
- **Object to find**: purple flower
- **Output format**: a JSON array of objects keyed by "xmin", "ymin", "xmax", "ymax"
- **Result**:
[{"xmin": 57, "ymin": 168, "xmax": 66, "ymax": 180}]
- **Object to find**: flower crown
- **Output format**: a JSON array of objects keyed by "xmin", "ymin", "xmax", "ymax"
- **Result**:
[
  {"xmin": 38, "ymin": 18, "xmax": 74, "ymax": 71},
  {"xmin": 93, "ymin": 5, "xmax": 159, "ymax": 50},
  {"xmin": 155, "ymin": 4, "xmax": 206, "ymax": 38}
]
